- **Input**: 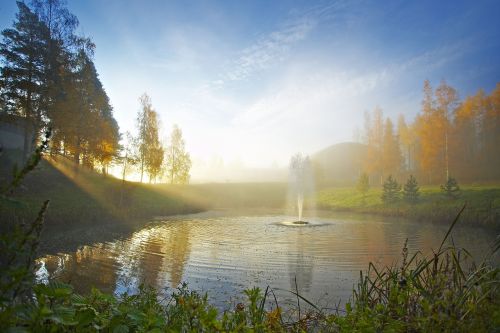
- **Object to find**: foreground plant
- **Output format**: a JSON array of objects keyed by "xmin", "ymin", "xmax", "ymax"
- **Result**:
[{"xmin": 330, "ymin": 208, "xmax": 500, "ymax": 332}]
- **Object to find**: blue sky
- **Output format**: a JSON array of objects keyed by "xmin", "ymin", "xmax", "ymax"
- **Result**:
[{"xmin": 1, "ymin": 0, "xmax": 500, "ymax": 171}]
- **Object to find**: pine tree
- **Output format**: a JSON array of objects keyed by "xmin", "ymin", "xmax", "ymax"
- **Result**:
[
  {"xmin": 0, "ymin": 2, "xmax": 49, "ymax": 160},
  {"xmin": 403, "ymin": 175, "xmax": 420, "ymax": 204},
  {"xmin": 357, "ymin": 172, "xmax": 369, "ymax": 204},
  {"xmin": 381, "ymin": 175, "xmax": 401, "ymax": 204},
  {"xmin": 441, "ymin": 177, "xmax": 460, "ymax": 199}
]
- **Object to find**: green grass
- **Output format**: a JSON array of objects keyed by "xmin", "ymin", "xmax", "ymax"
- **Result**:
[
  {"xmin": 1, "ymin": 152, "xmax": 288, "ymax": 231},
  {"xmin": 2, "ymin": 149, "xmax": 499, "ymax": 236},
  {"xmin": 316, "ymin": 185, "xmax": 500, "ymax": 228},
  {"xmin": 0, "ymin": 155, "xmax": 203, "ymax": 230}
]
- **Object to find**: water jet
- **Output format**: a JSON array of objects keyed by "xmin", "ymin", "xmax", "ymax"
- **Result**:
[{"xmin": 288, "ymin": 153, "xmax": 315, "ymax": 223}]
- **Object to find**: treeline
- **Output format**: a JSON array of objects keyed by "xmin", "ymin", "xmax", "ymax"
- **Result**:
[
  {"xmin": 0, "ymin": 1, "xmax": 119, "ymax": 172},
  {"xmin": 121, "ymin": 93, "xmax": 192, "ymax": 184},
  {"xmin": 363, "ymin": 80, "xmax": 500, "ymax": 184}
]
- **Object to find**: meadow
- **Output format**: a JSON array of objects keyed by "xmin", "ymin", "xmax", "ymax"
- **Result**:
[
  {"xmin": 316, "ymin": 185, "xmax": 500, "ymax": 228},
  {"xmin": 2, "ymin": 153, "xmax": 499, "ymax": 237}
]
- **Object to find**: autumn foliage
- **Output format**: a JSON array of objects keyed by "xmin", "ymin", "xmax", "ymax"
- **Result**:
[{"xmin": 362, "ymin": 80, "xmax": 500, "ymax": 184}]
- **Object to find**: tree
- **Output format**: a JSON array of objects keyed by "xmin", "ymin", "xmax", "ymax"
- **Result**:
[
  {"xmin": 435, "ymin": 80, "xmax": 459, "ymax": 180},
  {"xmin": 30, "ymin": 0, "xmax": 82, "ymax": 132},
  {"xmin": 0, "ymin": 0, "xmax": 119, "ymax": 173},
  {"xmin": 398, "ymin": 114, "xmax": 417, "ymax": 173},
  {"xmin": 54, "ymin": 48, "xmax": 119, "ymax": 169},
  {"xmin": 381, "ymin": 175, "xmax": 401, "ymax": 204},
  {"xmin": 403, "ymin": 175, "xmax": 419, "ymax": 204},
  {"xmin": 165, "ymin": 125, "xmax": 191, "ymax": 184},
  {"xmin": 357, "ymin": 172, "xmax": 369, "ymax": 204},
  {"xmin": 364, "ymin": 107, "xmax": 384, "ymax": 183},
  {"xmin": 382, "ymin": 118, "xmax": 402, "ymax": 178},
  {"xmin": 441, "ymin": 177, "xmax": 460, "ymax": 199},
  {"xmin": 136, "ymin": 93, "xmax": 162, "ymax": 183},
  {"xmin": 450, "ymin": 91, "xmax": 482, "ymax": 181},
  {"xmin": 118, "ymin": 131, "xmax": 138, "ymax": 206},
  {"xmin": 0, "ymin": 2, "xmax": 49, "ymax": 160},
  {"xmin": 480, "ymin": 84, "xmax": 500, "ymax": 180},
  {"xmin": 416, "ymin": 80, "xmax": 447, "ymax": 183}
]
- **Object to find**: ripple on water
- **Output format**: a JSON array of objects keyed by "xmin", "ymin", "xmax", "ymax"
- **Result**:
[{"xmin": 36, "ymin": 213, "xmax": 497, "ymax": 309}]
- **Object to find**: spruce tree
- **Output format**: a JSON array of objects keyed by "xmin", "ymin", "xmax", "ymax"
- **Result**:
[
  {"xmin": 441, "ymin": 177, "xmax": 460, "ymax": 199},
  {"xmin": 381, "ymin": 175, "xmax": 401, "ymax": 204},
  {"xmin": 403, "ymin": 174, "xmax": 420, "ymax": 204}
]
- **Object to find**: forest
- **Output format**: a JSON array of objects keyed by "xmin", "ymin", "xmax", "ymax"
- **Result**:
[
  {"xmin": 0, "ymin": 1, "xmax": 190, "ymax": 184},
  {"xmin": 362, "ymin": 80, "xmax": 500, "ymax": 185}
]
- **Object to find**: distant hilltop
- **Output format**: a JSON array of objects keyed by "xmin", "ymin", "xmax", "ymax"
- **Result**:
[{"xmin": 311, "ymin": 142, "xmax": 367, "ymax": 186}]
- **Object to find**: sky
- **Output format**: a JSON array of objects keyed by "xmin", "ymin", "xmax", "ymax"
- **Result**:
[{"xmin": 1, "ymin": 0, "xmax": 500, "ymax": 174}]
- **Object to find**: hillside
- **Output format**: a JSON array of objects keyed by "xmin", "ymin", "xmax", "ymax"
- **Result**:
[{"xmin": 0, "ymin": 151, "xmax": 289, "ymax": 225}]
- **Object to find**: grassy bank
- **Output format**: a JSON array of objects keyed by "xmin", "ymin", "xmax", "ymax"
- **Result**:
[
  {"xmin": 2, "ymin": 150, "xmax": 499, "ymax": 241},
  {"xmin": 317, "ymin": 185, "xmax": 500, "ymax": 228},
  {"xmin": 0, "ymin": 155, "xmax": 203, "ymax": 229},
  {"xmin": 0, "ymin": 154, "xmax": 290, "ymax": 253}
]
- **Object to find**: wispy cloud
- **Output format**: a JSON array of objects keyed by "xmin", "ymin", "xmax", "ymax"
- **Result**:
[
  {"xmin": 221, "ymin": 1, "xmax": 348, "ymax": 83},
  {"xmin": 224, "ymin": 19, "xmax": 314, "ymax": 81}
]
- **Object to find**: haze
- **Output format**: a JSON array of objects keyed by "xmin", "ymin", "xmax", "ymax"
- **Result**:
[{"xmin": 1, "ymin": 0, "xmax": 499, "ymax": 181}]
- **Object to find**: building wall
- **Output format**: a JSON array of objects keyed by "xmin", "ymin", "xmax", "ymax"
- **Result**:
[{"xmin": 0, "ymin": 114, "xmax": 34, "ymax": 152}]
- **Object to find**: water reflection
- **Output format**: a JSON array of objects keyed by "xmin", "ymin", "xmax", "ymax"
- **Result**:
[
  {"xmin": 36, "ymin": 213, "xmax": 497, "ymax": 308},
  {"xmin": 287, "ymin": 228, "xmax": 314, "ymax": 294}
]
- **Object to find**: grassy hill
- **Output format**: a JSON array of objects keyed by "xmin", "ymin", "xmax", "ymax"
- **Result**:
[{"xmin": 0, "ymin": 152, "xmax": 288, "ymax": 228}]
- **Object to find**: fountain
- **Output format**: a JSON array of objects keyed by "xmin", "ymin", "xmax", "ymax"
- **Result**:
[{"xmin": 288, "ymin": 153, "xmax": 315, "ymax": 224}]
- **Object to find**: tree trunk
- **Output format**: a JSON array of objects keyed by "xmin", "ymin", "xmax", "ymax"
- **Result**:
[{"xmin": 140, "ymin": 157, "xmax": 144, "ymax": 183}]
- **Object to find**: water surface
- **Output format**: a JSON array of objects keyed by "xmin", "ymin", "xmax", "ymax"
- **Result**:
[{"xmin": 36, "ymin": 211, "xmax": 497, "ymax": 310}]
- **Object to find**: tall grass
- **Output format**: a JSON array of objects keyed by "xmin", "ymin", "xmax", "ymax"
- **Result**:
[{"xmin": 329, "ymin": 208, "xmax": 500, "ymax": 332}]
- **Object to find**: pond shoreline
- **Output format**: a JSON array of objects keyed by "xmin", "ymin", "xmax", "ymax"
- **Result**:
[{"xmin": 38, "ymin": 204, "xmax": 500, "ymax": 257}]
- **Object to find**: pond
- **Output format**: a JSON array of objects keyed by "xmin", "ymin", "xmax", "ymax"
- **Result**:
[{"xmin": 36, "ymin": 211, "xmax": 498, "ymax": 310}]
